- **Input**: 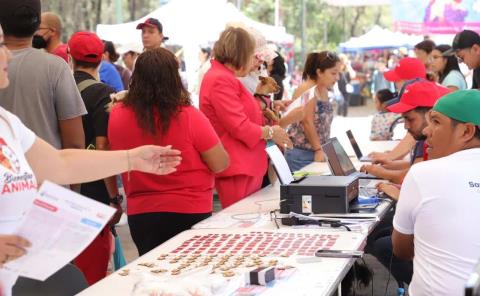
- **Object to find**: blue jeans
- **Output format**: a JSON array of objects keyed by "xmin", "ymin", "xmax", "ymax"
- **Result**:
[{"xmin": 285, "ymin": 148, "xmax": 314, "ymax": 172}]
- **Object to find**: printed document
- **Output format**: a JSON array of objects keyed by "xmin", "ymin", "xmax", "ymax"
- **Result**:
[
  {"xmin": 5, "ymin": 181, "xmax": 115, "ymax": 280},
  {"xmin": 266, "ymin": 145, "xmax": 294, "ymax": 185}
]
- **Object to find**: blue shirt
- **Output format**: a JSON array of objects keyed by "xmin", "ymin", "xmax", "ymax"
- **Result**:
[
  {"xmin": 441, "ymin": 70, "xmax": 467, "ymax": 90},
  {"xmin": 99, "ymin": 61, "xmax": 124, "ymax": 92}
]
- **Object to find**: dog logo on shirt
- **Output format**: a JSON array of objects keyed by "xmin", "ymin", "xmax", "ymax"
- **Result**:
[{"xmin": 0, "ymin": 138, "xmax": 21, "ymax": 174}]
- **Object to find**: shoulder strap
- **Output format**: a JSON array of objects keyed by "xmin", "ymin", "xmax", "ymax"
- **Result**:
[{"xmin": 77, "ymin": 79, "xmax": 101, "ymax": 93}]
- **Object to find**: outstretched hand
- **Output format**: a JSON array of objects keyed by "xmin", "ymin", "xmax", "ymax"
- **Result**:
[
  {"xmin": 272, "ymin": 100, "xmax": 293, "ymax": 112},
  {"xmin": 130, "ymin": 145, "xmax": 182, "ymax": 175}
]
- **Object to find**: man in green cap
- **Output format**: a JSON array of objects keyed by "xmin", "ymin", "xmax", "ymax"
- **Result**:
[{"xmin": 392, "ymin": 89, "xmax": 480, "ymax": 296}]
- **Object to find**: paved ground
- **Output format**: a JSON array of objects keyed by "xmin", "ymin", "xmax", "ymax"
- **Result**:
[{"xmin": 114, "ymin": 98, "xmax": 407, "ymax": 296}]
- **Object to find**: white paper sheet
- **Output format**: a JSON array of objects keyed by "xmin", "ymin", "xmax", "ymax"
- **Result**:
[
  {"xmin": 266, "ymin": 145, "xmax": 294, "ymax": 185},
  {"xmin": 5, "ymin": 181, "xmax": 115, "ymax": 281},
  {"xmin": 282, "ymin": 86, "xmax": 316, "ymax": 117}
]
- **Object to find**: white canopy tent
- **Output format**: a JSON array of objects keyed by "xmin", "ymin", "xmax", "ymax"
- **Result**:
[
  {"xmin": 97, "ymin": 0, "xmax": 293, "ymax": 46},
  {"xmin": 97, "ymin": 0, "xmax": 293, "ymax": 97},
  {"xmin": 339, "ymin": 25, "xmax": 422, "ymax": 52}
]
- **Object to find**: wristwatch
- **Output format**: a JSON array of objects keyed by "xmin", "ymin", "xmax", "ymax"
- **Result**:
[{"xmin": 109, "ymin": 194, "xmax": 124, "ymax": 205}]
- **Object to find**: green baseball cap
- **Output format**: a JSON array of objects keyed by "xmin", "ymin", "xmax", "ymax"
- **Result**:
[{"xmin": 433, "ymin": 90, "xmax": 480, "ymax": 126}]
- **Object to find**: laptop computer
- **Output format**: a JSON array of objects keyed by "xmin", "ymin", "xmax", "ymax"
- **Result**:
[
  {"xmin": 346, "ymin": 130, "xmax": 372, "ymax": 162},
  {"xmin": 322, "ymin": 137, "xmax": 379, "ymax": 180},
  {"xmin": 322, "ymin": 138, "xmax": 382, "ymax": 196}
]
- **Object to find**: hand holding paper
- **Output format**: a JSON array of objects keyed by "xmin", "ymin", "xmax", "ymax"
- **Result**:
[
  {"xmin": 282, "ymin": 86, "xmax": 316, "ymax": 117},
  {"xmin": 6, "ymin": 181, "xmax": 115, "ymax": 280},
  {"xmin": 0, "ymin": 235, "xmax": 30, "ymax": 267}
]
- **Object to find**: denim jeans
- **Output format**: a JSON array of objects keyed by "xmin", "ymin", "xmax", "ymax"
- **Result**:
[
  {"xmin": 365, "ymin": 208, "xmax": 412, "ymax": 287},
  {"xmin": 285, "ymin": 147, "xmax": 314, "ymax": 172},
  {"xmin": 374, "ymin": 236, "xmax": 413, "ymax": 287}
]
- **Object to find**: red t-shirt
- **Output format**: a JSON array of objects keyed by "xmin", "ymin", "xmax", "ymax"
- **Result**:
[{"xmin": 108, "ymin": 104, "xmax": 220, "ymax": 215}]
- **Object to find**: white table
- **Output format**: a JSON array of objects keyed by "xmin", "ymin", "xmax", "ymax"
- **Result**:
[
  {"xmin": 79, "ymin": 140, "xmax": 396, "ymax": 296},
  {"xmin": 78, "ymin": 229, "xmax": 365, "ymax": 296}
]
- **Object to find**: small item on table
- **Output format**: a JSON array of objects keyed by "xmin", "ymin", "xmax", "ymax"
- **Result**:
[
  {"xmin": 245, "ymin": 266, "xmax": 276, "ymax": 286},
  {"xmin": 138, "ymin": 262, "xmax": 155, "ymax": 268}
]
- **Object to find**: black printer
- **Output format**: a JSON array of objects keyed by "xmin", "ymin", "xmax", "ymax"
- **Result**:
[{"xmin": 280, "ymin": 175, "xmax": 358, "ymax": 215}]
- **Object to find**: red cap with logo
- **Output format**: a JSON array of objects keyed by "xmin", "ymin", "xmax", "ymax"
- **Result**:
[
  {"xmin": 68, "ymin": 31, "xmax": 104, "ymax": 63},
  {"xmin": 387, "ymin": 81, "xmax": 451, "ymax": 113},
  {"xmin": 136, "ymin": 18, "xmax": 169, "ymax": 41},
  {"xmin": 383, "ymin": 57, "xmax": 426, "ymax": 82}
]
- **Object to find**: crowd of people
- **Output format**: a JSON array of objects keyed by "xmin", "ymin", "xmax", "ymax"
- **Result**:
[{"xmin": 0, "ymin": 0, "xmax": 479, "ymax": 295}]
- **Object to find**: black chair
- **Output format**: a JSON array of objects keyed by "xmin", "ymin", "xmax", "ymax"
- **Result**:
[
  {"xmin": 389, "ymin": 116, "xmax": 405, "ymax": 140},
  {"xmin": 465, "ymin": 259, "xmax": 480, "ymax": 296},
  {"xmin": 13, "ymin": 263, "xmax": 88, "ymax": 296}
]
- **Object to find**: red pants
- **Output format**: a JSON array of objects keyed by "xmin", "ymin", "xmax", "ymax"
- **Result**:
[
  {"xmin": 74, "ymin": 227, "xmax": 111, "ymax": 285},
  {"xmin": 216, "ymin": 175, "xmax": 263, "ymax": 208}
]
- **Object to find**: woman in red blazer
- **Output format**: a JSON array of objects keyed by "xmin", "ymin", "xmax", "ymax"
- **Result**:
[{"xmin": 200, "ymin": 27, "xmax": 291, "ymax": 208}]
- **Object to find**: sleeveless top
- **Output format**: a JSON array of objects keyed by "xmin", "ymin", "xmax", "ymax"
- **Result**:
[{"xmin": 287, "ymin": 89, "xmax": 334, "ymax": 150}]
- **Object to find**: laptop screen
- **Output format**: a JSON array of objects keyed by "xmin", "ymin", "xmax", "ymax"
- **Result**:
[
  {"xmin": 322, "ymin": 138, "xmax": 356, "ymax": 176},
  {"xmin": 346, "ymin": 130, "xmax": 363, "ymax": 159}
]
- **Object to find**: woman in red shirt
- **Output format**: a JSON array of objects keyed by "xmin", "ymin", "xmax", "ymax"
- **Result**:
[
  {"xmin": 108, "ymin": 48, "xmax": 229, "ymax": 255},
  {"xmin": 200, "ymin": 27, "xmax": 291, "ymax": 208}
]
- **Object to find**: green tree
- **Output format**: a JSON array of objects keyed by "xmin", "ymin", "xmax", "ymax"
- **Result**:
[
  {"xmin": 41, "ymin": 0, "xmax": 161, "ymax": 42},
  {"xmin": 234, "ymin": 0, "xmax": 391, "ymax": 67}
]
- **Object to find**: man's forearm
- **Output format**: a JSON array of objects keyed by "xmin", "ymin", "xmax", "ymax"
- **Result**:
[{"xmin": 383, "ymin": 160, "xmax": 410, "ymax": 170}]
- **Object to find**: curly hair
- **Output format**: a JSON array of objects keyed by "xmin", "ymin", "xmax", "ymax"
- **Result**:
[{"xmin": 124, "ymin": 48, "xmax": 191, "ymax": 135}]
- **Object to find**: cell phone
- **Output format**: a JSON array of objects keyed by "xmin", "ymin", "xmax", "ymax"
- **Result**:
[{"xmin": 315, "ymin": 249, "xmax": 364, "ymax": 258}]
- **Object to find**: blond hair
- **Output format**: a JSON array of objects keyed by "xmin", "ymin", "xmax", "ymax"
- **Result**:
[{"xmin": 213, "ymin": 27, "xmax": 255, "ymax": 71}]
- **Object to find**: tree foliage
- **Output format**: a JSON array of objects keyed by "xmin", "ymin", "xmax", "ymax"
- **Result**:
[
  {"xmin": 235, "ymin": 0, "xmax": 392, "ymax": 65},
  {"xmin": 41, "ymin": 0, "xmax": 391, "ymax": 66},
  {"xmin": 41, "ymin": 0, "xmax": 161, "ymax": 42}
]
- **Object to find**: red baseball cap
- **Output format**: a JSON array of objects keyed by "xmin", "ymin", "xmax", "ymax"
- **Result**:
[
  {"xmin": 136, "ymin": 18, "xmax": 169, "ymax": 41},
  {"xmin": 383, "ymin": 57, "xmax": 426, "ymax": 82},
  {"xmin": 387, "ymin": 81, "xmax": 451, "ymax": 113},
  {"xmin": 68, "ymin": 31, "xmax": 104, "ymax": 63}
]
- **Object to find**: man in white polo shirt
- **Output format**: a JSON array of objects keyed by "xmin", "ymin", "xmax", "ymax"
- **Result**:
[{"xmin": 392, "ymin": 89, "xmax": 480, "ymax": 296}]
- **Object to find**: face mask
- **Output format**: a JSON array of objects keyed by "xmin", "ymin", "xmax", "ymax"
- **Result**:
[{"xmin": 32, "ymin": 35, "xmax": 47, "ymax": 49}]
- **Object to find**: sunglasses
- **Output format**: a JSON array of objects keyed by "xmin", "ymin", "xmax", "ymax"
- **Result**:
[{"xmin": 324, "ymin": 51, "xmax": 338, "ymax": 61}]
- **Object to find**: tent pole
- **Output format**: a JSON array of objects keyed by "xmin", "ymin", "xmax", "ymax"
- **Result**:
[
  {"xmin": 115, "ymin": 0, "xmax": 123, "ymax": 24},
  {"xmin": 131, "ymin": 0, "xmax": 136, "ymax": 21},
  {"xmin": 323, "ymin": 21, "xmax": 327, "ymax": 45},
  {"xmin": 301, "ymin": 0, "xmax": 306, "ymax": 64},
  {"xmin": 275, "ymin": 0, "xmax": 280, "ymax": 26}
]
